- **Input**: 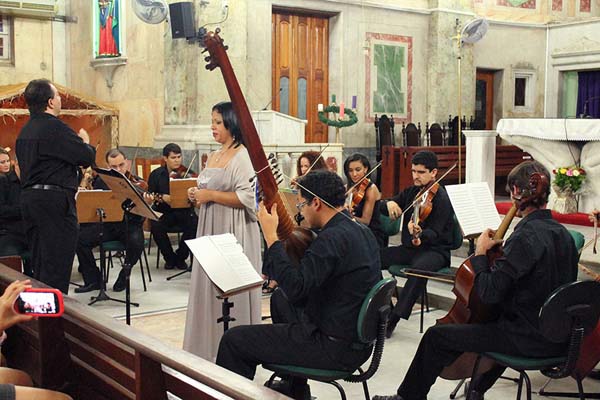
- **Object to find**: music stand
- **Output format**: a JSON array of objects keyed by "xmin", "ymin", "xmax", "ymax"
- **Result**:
[
  {"xmin": 93, "ymin": 168, "xmax": 161, "ymax": 324},
  {"xmin": 76, "ymin": 190, "xmax": 137, "ymax": 309},
  {"xmin": 166, "ymin": 178, "xmax": 198, "ymax": 281}
]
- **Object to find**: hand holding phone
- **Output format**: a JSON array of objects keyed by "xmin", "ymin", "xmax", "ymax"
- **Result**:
[
  {"xmin": 13, "ymin": 288, "xmax": 64, "ymax": 318},
  {"xmin": 0, "ymin": 280, "xmax": 35, "ymax": 332}
]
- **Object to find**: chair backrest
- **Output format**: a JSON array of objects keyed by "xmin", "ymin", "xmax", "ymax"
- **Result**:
[
  {"xmin": 404, "ymin": 123, "xmax": 421, "ymax": 146},
  {"xmin": 568, "ymin": 230, "xmax": 585, "ymax": 254},
  {"xmin": 428, "ymin": 123, "xmax": 444, "ymax": 146},
  {"xmin": 539, "ymin": 280, "xmax": 600, "ymax": 344},
  {"xmin": 450, "ymin": 214, "xmax": 464, "ymax": 250},
  {"xmin": 379, "ymin": 213, "xmax": 401, "ymax": 237},
  {"xmin": 356, "ymin": 278, "xmax": 396, "ymax": 344}
]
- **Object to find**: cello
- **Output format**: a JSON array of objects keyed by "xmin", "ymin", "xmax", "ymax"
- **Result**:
[
  {"xmin": 438, "ymin": 172, "xmax": 548, "ymax": 380},
  {"xmin": 200, "ymin": 28, "xmax": 314, "ymax": 263}
]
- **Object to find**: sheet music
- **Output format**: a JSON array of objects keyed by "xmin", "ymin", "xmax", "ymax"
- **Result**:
[
  {"xmin": 445, "ymin": 183, "xmax": 502, "ymax": 237},
  {"xmin": 185, "ymin": 233, "xmax": 263, "ymax": 295}
]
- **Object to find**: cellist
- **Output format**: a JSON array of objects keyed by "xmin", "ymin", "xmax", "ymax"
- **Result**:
[
  {"xmin": 381, "ymin": 150, "xmax": 455, "ymax": 337},
  {"xmin": 374, "ymin": 161, "xmax": 578, "ymax": 400},
  {"xmin": 147, "ymin": 143, "xmax": 198, "ymax": 270}
]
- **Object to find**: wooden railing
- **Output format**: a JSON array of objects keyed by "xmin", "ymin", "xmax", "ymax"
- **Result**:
[
  {"xmin": 380, "ymin": 145, "xmax": 531, "ymax": 198},
  {"xmin": 0, "ymin": 265, "xmax": 288, "ymax": 400}
]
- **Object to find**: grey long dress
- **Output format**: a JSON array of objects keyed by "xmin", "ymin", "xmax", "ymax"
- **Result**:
[{"xmin": 183, "ymin": 148, "xmax": 262, "ymax": 361}]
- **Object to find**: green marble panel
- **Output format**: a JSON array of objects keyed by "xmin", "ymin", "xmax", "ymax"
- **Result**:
[{"xmin": 373, "ymin": 43, "xmax": 406, "ymax": 115}]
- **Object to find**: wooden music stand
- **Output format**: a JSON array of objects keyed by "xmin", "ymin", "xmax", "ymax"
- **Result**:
[
  {"xmin": 75, "ymin": 190, "xmax": 139, "ymax": 314},
  {"xmin": 169, "ymin": 178, "xmax": 197, "ymax": 208}
]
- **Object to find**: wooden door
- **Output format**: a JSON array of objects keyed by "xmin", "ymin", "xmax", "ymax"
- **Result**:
[
  {"xmin": 272, "ymin": 12, "xmax": 329, "ymax": 143},
  {"xmin": 475, "ymin": 70, "xmax": 494, "ymax": 130}
]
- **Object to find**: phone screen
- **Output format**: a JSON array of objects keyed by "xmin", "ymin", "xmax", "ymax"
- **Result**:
[{"xmin": 15, "ymin": 292, "xmax": 60, "ymax": 315}]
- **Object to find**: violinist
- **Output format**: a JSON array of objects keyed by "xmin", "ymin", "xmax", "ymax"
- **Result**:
[
  {"xmin": 374, "ymin": 161, "xmax": 578, "ymax": 400},
  {"xmin": 147, "ymin": 143, "xmax": 198, "ymax": 270},
  {"xmin": 16, "ymin": 79, "xmax": 96, "ymax": 294},
  {"xmin": 0, "ymin": 149, "xmax": 31, "ymax": 276},
  {"xmin": 343, "ymin": 153, "xmax": 385, "ymax": 248},
  {"xmin": 381, "ymin": 150, "xmax": 454, "ymax": 337},
  {"xmin": 74, "ymin": 149, "xmax": 145, "ymax": 293}
]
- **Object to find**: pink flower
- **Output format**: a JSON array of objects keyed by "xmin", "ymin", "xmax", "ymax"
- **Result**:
[{"xmin": 566, "ymin": 169, "xmax": 573, "ymax": 176}]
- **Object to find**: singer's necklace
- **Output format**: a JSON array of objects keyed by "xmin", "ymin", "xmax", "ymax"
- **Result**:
[{"xmin": 214, "ymin": 142, "xmax": 235, "ymax": 163}]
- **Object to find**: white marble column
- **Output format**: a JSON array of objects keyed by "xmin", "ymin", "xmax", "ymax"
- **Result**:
[{"xmin": 464, "ymin": 130, "xmax": 498, "ymax": 198}]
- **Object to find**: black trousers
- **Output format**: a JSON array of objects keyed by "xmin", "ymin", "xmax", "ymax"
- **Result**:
[
  {"xmin": 76, "ymin": 218, "xmax": 144, "ymax": 286},
  {"xmin": 21, "ymin": 189, "xmax": 78, "ymax": 294},
  {"xmin": 381, "ymin": 245, "xmax": 448, "ymax": 319},
  {"xmin": 216, "ymin": 292, "xmax": 372, "ymax": 380},
  {"xmin": 397, "ymin": 323, "xmax": 567, "ymax": 399},
  {"xmin": 150, "ymin": 208, "xmax": 197, "ymax": 266}
]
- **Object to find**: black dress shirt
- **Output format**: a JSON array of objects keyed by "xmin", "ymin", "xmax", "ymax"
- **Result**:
[
  {"xmin": 263, "ymin": 211, "xmax": 381, "ymax": 342},
  {"xmin": 16, "ymin": 112, "xmax": 96, "ymax": 191},
  {"xmin": 471, "ymin": 209, "xmax": 578, "ymax": 352},
  {"xmin": 0, "ymin": 171, "xmax": 25, "ymax": 235},
  {"xmin": 148, "ymin": 165, "xmax": 172, "ymax": 214},
  {"xmin": 387, "ymin": 185, "xmax": 454, "ymax": 256}
]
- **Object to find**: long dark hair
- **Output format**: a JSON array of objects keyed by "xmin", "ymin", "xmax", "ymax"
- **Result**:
[{"xmin": 212, "ymin": 101, "xmax": 244, "ymax": 147}]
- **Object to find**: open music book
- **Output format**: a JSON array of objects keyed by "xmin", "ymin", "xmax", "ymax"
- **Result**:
[
  {"xmin": 445, "ymin": 182, "xmax": 502, "ymax": 237},
  {"xmin": 185, "ymin": 233, "xmax": 263, "ymax": 297}
]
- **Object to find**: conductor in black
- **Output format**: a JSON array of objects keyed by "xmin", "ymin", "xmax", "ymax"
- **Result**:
[{"xmin": 16, "ymin": 79, "xmax": 96, "ymax": 294}]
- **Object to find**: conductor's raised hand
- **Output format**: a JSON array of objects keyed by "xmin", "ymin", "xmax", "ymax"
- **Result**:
[
  {"xmin": 589, "ymin": 209, "xmax": 599, "ymax": 223},
  {"xmin": 78, "ymin": 128, "xmax": 90, "ymax": 144},
  {"xmin": 257, "ymin": 201, "xmax": 279, "ymax": 247}
]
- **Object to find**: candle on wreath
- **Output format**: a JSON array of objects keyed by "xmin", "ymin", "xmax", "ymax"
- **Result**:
[
  {"xmin": 339, "ymin": 102, "xmax": 345, "ymax": 119},
  {"xmin": 331, "ymin": 94, "xmax": 336, "ymax": 103},
  {"xmin": 352, "ymin": 95, "xmax": 357, "ymax": 109},
  {"xmin": 318, "ymin": 103, "xmax": 324, "ymax": 112}
]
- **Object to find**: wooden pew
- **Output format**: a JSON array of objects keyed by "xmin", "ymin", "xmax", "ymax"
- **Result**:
[
  {"xmin": 0, "ymin": 265, "xmax": 288, "ymax": 400},
  {"xmin": 380, "ymin": 145, "xmax": 531, "ymax": 197}
]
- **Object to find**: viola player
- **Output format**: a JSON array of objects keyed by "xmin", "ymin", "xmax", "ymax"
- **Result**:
[
  {"xmin": 147, "ymin": 143, "xmax": 198, "ymax": 270},
  {"xmin": 380, "ymin": 150, "xmax": 455, "ymax": 337},
  {"xmin": 374, "ymin": 161, "xmax": 578, "ymax": 400}
]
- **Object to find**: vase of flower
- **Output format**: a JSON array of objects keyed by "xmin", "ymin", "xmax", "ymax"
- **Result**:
[{"xmin": 551, "ymin": 166, "xmax": 586, "ymax": 214}]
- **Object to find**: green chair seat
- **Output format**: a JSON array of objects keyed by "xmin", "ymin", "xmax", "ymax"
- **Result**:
[
  {"xmin": 485, "ymin": 352, "xmax": 566, "ymax": 370},
  {"xmin": 102, "ymin": 241, "xmax": 126, "ymax": 252},
  {"xmin": 263, "ymin": 364, "xmax": 352, "ymax": 381}
]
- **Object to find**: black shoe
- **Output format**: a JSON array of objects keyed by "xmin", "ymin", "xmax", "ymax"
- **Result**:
[
  {"xmin": 113, "ymin": 271, "xmax": 127, "ymax": 292},
  {"xmin": 176, "ymin": 259, "xmax": 189, "ymax": 270},
  {"xmin": 469, "ymin": 390, "xmax": 484, "ymax": 400},
  {"xmin": 164, "ymin": 263, "xmax": 176, "ymax": 270},
  {"xmin": 74, "ymin": 282, "xmax": 100, "ymax": 293},
  {"xmin": 265, "ymin": 379, "xmax": 310, "ymax": 400},
  {"xmin": 372, "ymin": 395, "xmax": 404, "ymax": 400},
  {"xmin": 386, "ymin": 315, "xmax": 400, "ymax": 338}
]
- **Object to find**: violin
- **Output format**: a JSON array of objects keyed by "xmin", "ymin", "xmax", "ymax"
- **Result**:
[
  {"xmin": 350, "ymin": 178, "xmax": 370, "ymax": 212},
  {"xmin": 411, "ymin": 182, "xmax": 440, "ymax": 245},
  {"xmin": 437, "ymin": 172, "xmax": 549, "ymax": 380},
  {"xmin": 169, "ymin": 164, "xmax": 198, "ymax": 179}
]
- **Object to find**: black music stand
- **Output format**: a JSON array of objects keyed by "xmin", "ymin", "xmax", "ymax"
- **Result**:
[{"xmin": 93, "ymin": 168, "xmax": 161, "ymax": 324}]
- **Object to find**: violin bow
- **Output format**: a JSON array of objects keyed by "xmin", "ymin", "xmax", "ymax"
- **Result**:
[
  {"xmin": 345, "ymin": 161, "xmax": 382, "ymax": 196},
  {"xmin": 304, "ymin": 144, "xmax": 330, "ymax": 176},
  {"xmin": 399, "ymin": 163, "xmax": 458, "ymax": 218},
  {"xmin": 183, "ymin": 153, "xmax": 198, "ymax": 178}
]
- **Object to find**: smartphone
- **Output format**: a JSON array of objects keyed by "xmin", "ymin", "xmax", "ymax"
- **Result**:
[{"xmin": 13, "ymin": 288, "xmax": 64, "ymax": 317}]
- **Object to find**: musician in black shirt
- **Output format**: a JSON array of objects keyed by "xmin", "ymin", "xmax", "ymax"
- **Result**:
[
  {"xmin": 374, "ymin": 161, "xmax": 578, "ymax": 400},
  {"xmin": 216, "ymin": 170, "xmax": 381, "ymax": 398},
  {"xmin": 75, "ymin": 149, "xmax": 145, "ymax": 293},
  {"xmin": 147, "ymin": 143, "xmax": 197, "ymax": 270},
  {"xmin": 16, "ymin": 79, "xmax": 95, "ymax": 294},
  {"xmin": 0, "ymin": 149, "xmax": 30, "ymax": 275},
  {"xmin": 381, "ymin": 151, "xmax": 454, "ymax": 337}
]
